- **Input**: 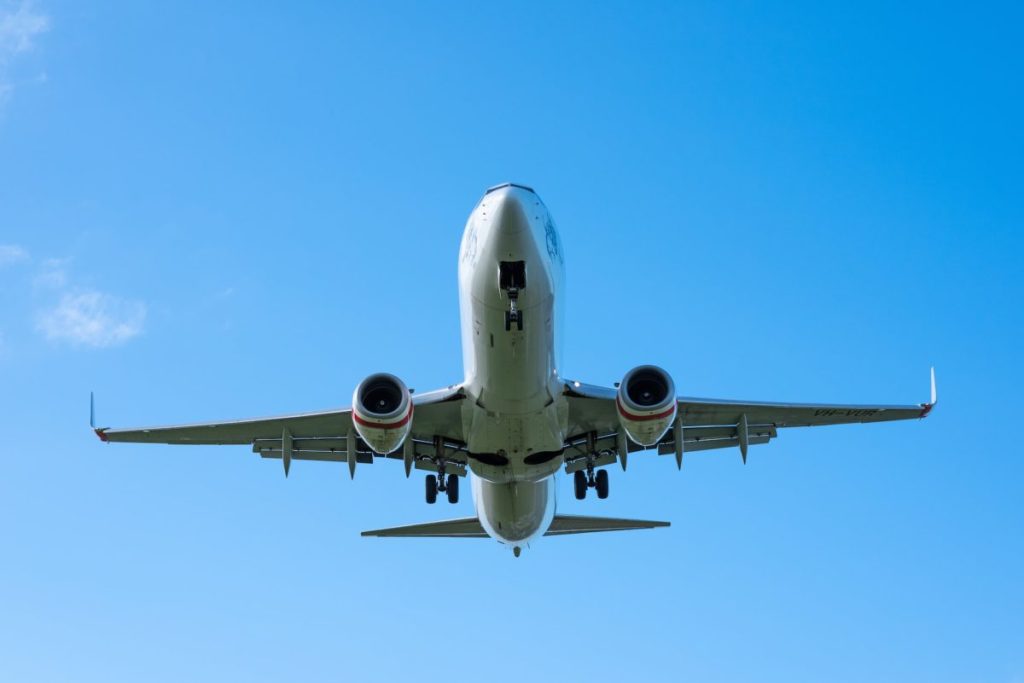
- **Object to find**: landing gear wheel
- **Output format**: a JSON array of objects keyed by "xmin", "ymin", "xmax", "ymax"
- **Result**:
[
  {"xmin": 574, "ymin": 470, "xmax": 587, "ymax": 500},
  {"xmin": 425, "ymin": 474, "xmax": 438, "ymax": 504},
  {"xmin": 446, "ymin": 474, "xmax": 459, "ymax": 504},
  {"xmin": 595, "ymin": 469, "xmax": 609, "ymax": 499},
  {"xmin": 504, "ymin": 310, "xmax": 524, "ymax": 331}
]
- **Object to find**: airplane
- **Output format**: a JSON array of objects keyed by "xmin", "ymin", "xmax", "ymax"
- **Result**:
[{"xmin": 92, "ymin": 182, "xmax": 936, "ymax": 557}]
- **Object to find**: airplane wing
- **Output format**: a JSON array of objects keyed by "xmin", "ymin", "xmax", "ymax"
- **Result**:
[
  {"xmin": 93, "ymin": 384, "xmax": 468, "ymax": 476},
  {"xmin": 562, "ymin": 369, "xmax": 936, "ymax": 469}
]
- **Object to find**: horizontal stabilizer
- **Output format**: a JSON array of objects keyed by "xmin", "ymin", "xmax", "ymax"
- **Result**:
[
  {"xmin": 545, "ymin": 514, "xmax": 669, "ymax": 536},
  {"xmin": 361, "ymin": 517, "xmax": 487, "ymax": 538},
  {"xmin": 361, "ymin": 515, "xmax": 669, "ymax": 539}
]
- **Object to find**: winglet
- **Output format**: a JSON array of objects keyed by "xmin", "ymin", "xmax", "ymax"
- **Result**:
[
  {"xmin": 91, "ymin": 392, "xmax": 109, "ymax": 441},
  {"xmin": 920, "ymin": 367, "xmax": 937, "ymax": 418}
]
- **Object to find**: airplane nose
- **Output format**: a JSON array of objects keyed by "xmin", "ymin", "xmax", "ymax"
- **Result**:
[{"xmin": 490, "ymin": 189, "xmax": 530, "ymax": 236}]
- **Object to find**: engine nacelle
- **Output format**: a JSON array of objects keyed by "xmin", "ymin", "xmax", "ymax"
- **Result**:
[
  {"xmin": 352, "ymin": 373, "xmax": 413, "ymax": 455},
  {"xmin": 616, "ymin": 365, "xmax": 677, "ymax": 447}
]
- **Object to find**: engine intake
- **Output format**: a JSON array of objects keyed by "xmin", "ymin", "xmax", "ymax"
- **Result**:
[
  {"xmin": 352, "ymin": 373, "xmax": 413, "ymax": 454},
  {"xmin": 617, "ymin": 365, "xmax": 677, "ymax": 447}
]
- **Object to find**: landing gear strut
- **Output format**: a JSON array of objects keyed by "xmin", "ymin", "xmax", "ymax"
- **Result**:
[
  {"xmin": 504, "ymin": 287, "xmax": 523, "ymax": 331},
  {"xmin": 499, "ymin": 261, "xmax": 526, "ymax": 332},
  {"xmin": 573, "ymin": 463, "xmax": 610, "ymax": 500}
]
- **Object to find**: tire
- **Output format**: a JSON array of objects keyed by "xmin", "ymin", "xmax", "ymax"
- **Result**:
[
  {"xmin": 425, "ymin": 474, "xmax": 438, "ymax": 504},
  {"xmin": 596, "ymin": 469, "xmax": 609, "ymax": 499},
  {"xmin": 574, "ymin": 470, "xmax": 587, "ymax": 500},
  {"xmin": 447, "ymin": 474, "xmax": 459, "ymax": 504}
]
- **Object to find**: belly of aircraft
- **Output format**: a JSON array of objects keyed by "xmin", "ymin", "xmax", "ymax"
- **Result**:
[{"xmin": 462, "ymin": 293, "xmax": 566, "ymax": 482}]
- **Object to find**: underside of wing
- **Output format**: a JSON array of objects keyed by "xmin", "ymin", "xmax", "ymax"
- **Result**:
[
  {"xmin": 678, "ymin": 395, "xmax": 932, "ymax": 429},
  {"xmin": 361, "ymin": 517, "xmax": 487, "ymax": 538},
  {"xmin": 562, "ymin": 369, "xmax": 935, "ymax": 466},
  {"xmin": 93, "ymin": 384, "xmax": 470, "ymax": 475},
  {"xmin": 544, "ymin": 515, "xmax": 670, "ymax": 535},
  {"xmin": 97, "ymin": 408, "xmax": 351, "ymax": 445}
]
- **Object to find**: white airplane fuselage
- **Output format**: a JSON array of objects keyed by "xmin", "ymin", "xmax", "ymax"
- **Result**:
[{"xmin": 457, "ymin": 184, "xmax": 567, "ymax": 547}]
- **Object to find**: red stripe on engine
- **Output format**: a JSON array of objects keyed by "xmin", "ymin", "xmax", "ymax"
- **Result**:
[
  {"xmin": 353, "ymin": 403, "xmax": 414, "ymax": 430},
  {"xmin": 616, "ymin": 396, "xmax": 676, "ymax": 422}
]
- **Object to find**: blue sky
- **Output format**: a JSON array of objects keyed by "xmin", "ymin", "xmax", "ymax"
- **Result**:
[{"xmin": 1, "ymin": 1, "xmax": 1021, "ymax": 681}]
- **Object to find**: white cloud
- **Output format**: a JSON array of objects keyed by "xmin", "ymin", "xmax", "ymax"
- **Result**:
[
  {"xmin": 32, "ymin": 256, "xmax": 68, "ymax": 288},
  {"xmin": 0, "ymin": 247, "xmax": 147, "ymax": 353},
  {"xmin": 0, "ymin": 1, "xmax": 48, "ymax": 55},
  {"xmin": 0, "ymin": 243, "xmax": 28, "ymax": 266},
  {"xmin": 36, "ymin": 290, "xmax": 146, "ymax": 348},
  {"xmin": 0, "ymin": 1, "xmax": 49, "ymax": 103}
]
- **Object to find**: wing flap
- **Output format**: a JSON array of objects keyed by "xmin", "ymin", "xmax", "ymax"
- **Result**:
[
  {"xmin": 564, "ymin": 424, "xmax": 778, "ymax": 468},
  {"xmin": 656, "ymin": 433, "xmax": 772, "ymax": 455},
  {"xmin": 257, "ymin": 449, "xmax": 374, "ymax": 464}
]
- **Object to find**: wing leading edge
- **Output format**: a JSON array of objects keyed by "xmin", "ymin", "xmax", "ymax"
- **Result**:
[
  {"xmin": 92, "ymin": 385, "xmax": 469, "ymax": 476},
  {"xmin": 563, "ymin": 368, "xmax": 936, "ymax": 466}
]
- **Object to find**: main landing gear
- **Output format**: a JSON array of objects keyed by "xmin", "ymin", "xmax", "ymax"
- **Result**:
[
  {"xmin": 574, "ymin": 466, "xmax": 609, "ymax": 500},
  {"xmin": 425, "ymin": 472, "xmax": 459, "ymax": 505}
]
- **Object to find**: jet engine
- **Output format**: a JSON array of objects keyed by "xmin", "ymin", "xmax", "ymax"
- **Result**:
[
  {"xmin": 617, "ymin": 365, "xmax": 677, "ymax": 447},
  {"xmin": 352, "ymin": 373, "xmax": 413, "ymax": 455}
]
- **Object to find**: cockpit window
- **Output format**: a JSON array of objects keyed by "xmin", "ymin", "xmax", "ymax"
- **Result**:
[{"xmin": 485, "ymin": 182, "xmax": 536, "ymax": 195}]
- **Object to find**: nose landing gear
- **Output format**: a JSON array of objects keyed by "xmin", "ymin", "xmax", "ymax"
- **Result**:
[
  {"xmin": 504, "ymin": 288, "xmax": 524, "ymax": 331},
  {"xmin": 499, "ymin": 261, "xmax": 526, "ymax": 331}
]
